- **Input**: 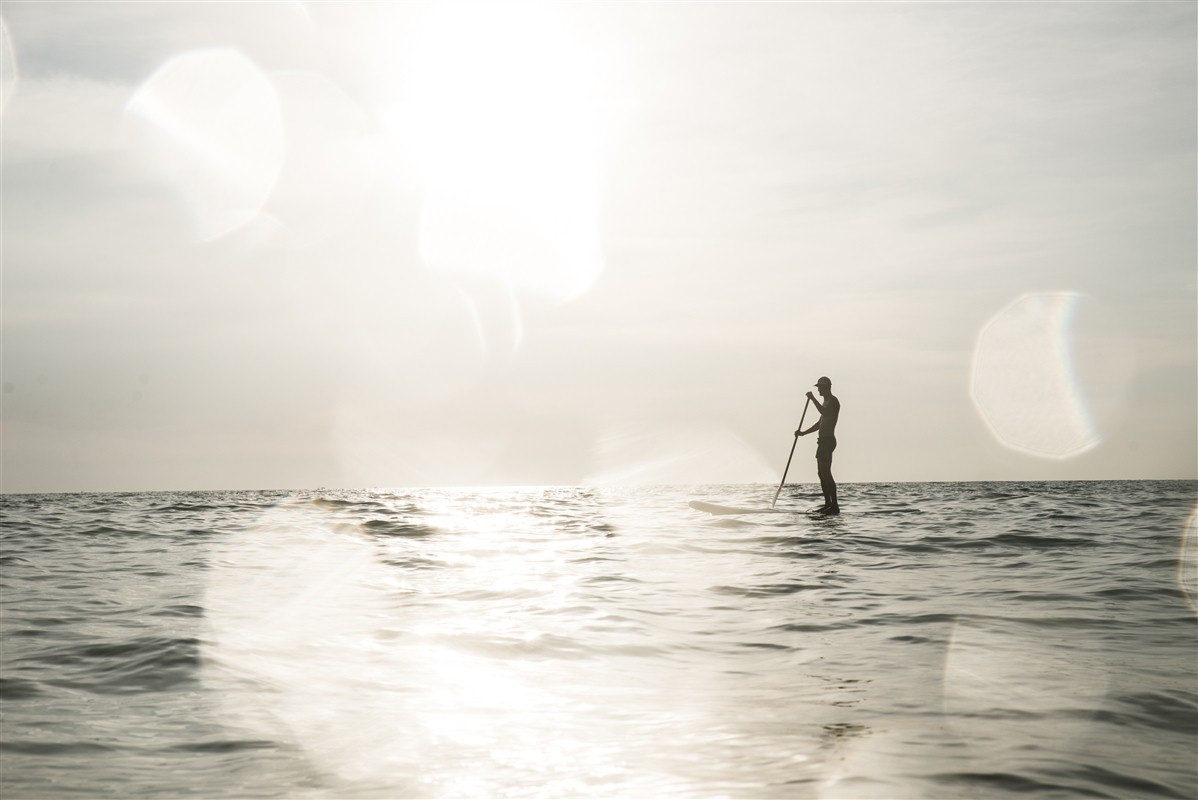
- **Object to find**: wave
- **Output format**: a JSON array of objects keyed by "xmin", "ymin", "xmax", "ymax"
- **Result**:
[
  {"xmin": 14, "ymin": 636, "xmax": 201, "ymax": 696},
  {"xmin": 2, "ymin": 480, "xmax": 1194, "ymax": 799}
]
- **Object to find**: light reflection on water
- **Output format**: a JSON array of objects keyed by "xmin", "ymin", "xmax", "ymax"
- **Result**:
[
  {"xmin": 202, "ymin": 490, "xmax": 856, "ymax": 796},
  {"xmin": 190, "ymin": 483, "xmax": 1198, "ymax": 798}
]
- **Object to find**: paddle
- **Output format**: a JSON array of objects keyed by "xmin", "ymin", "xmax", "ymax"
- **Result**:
[{"xmin": 771, "ymin": 395, "xmax": 810, "ymax": 508}]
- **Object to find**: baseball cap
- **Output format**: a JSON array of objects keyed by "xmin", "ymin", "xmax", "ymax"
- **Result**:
[{"xmin": 814, "ymin": 376, "xmax": 831, "ymax": 386}]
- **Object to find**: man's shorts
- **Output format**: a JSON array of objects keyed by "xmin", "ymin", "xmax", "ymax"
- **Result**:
[{"xmin": 816, "ymin": 436, "xmax": 836, "ymax": 463}]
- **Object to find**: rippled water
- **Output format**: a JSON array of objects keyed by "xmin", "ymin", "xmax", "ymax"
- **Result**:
[{"xmin": 2, "ymin": 481, "xmax": 1195, "ymax": 799}]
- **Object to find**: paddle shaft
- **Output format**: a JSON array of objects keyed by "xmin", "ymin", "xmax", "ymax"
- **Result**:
[{"xmin": 772, "ymin": 395, "xmax": 811, "ymax": 508}]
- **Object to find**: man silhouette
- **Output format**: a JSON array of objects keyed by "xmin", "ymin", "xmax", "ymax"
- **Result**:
[{"xmin": 796, "ymin": 376, "xmax": 840, "ymax": 515}]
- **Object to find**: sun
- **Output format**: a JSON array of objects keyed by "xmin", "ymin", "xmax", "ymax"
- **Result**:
[{"xmin": 395, "ymin": 2, "xmax": 606, "ymax": 304}]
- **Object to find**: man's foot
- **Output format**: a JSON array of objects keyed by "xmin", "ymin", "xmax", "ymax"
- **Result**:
[{"xmin": 817, "ymin": 505, "xmax": 840, "ymax": 516}]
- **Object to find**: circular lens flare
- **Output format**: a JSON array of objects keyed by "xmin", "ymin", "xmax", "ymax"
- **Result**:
[
  {"xmin": 124, "ymin": 48, "xmax": 285, "ymax": 241},
  {"xmin": 971, "ymin": 292, "xmax": 1100, "ymax": 459}
]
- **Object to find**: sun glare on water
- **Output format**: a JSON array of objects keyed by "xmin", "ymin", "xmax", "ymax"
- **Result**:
[
  {"xmin": 203, "ymin": 494, "xmax": 637, "ymax": 795},
  {"xmin": 394, "ymin": 2, "xmax": 607, "ymax": 304}
]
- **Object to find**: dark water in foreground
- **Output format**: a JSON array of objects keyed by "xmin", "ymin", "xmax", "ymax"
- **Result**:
[{"xmin": 2, "ymin": 481, "xmax": 1196, "ymax": 799}]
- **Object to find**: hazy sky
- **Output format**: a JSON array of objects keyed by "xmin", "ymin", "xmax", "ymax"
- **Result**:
[{"xmin": 2, "ymin": 1, "xmax": 1195, "ymax": 493}]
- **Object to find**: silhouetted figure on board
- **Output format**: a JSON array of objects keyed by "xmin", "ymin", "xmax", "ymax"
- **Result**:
[{"xmin": 796, "ymin": 376, "xmax": 840, "ymax": 515}]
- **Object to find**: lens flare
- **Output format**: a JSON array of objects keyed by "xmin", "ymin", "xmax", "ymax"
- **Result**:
[
  {"xmin": 202, "ymin": 497, "xmax": 409, "ymax": 783},
  {"xmin": 262, "ymin": 71, "xmax": 374, "ymax": 250},
  {"xmin": 202, "ymin": 493, "xmax": 634, "ymax": 794},
  {"xmin": 124, "ymin": 48, "xmax": 284, "ymax": 241},
  {"xmin": 970, "ymin": 292, "xmax": 1099, "ymax": 459},
  {"xmin": 586, "ymin": 423, "xmax": 776, "ymax": 486},
  {"xmin": 941, "ymin": 620, "xmax": 1111, "ymax": 744},
  {"xmin": 1181, "ymin": 507, "xmax": 1197, "ymax": 616},
  {"xmin": 1, "ymin": 18, "xmax": 16, "ymax": 115}
]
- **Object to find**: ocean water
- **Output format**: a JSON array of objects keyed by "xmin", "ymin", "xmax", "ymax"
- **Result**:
[{"xmin": 1, "ymin": 481, "xmax": 1195, "ymax": 800}]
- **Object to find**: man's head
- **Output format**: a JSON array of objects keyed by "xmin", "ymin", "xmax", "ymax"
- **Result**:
[{"xmin": 814, "ymin": 376, "xmax": 832, "ymax": 397}]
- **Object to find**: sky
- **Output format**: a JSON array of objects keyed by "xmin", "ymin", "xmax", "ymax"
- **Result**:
[{"xmin": 1, "ymin": 1, "xmax": 1195, "ymax": 494}]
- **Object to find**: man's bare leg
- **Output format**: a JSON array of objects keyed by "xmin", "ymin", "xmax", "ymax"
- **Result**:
[{"xmin": 817, "ymin": 460, "xmax": 839, "ymax": 515}]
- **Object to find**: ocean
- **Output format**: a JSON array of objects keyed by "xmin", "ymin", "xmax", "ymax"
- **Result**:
[{"xmin": 1, "ymin": 481, "xmax": 1195, "ymax": 799}]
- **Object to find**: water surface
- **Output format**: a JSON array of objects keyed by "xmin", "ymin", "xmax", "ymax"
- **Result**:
[{"xmin": 2, "ymin": 481, "xmax": 1195, "ymax": 798}]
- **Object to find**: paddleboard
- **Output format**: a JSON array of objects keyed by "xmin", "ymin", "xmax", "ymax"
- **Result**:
[
  {"xmin": 689, "ymin": 501, "xmax": 779, "ymax": 515},
  {"xmin": 689, "ymin": 500, "xmax": 920, "ymax": 517}
]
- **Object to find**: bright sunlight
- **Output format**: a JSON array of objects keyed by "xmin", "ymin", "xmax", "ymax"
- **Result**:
[{"xmin": 398, "ymin": 2, "xmax": 606, "ymax": 304}]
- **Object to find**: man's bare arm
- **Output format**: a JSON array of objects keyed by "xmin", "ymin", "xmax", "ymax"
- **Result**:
[{"xmin": 796, "ymin": 420, "xmax": 820, "ymax": 437}]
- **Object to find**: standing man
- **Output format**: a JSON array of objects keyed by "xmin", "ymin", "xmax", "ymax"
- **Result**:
[{"xmin": 796, "ymin": 376, "xmax": 840, "ymax": 515}]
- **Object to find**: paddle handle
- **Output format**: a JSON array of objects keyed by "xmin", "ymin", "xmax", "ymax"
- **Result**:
[{"xmin": 772, "ymin": 395, "xmax": 811, "ymax": 508}]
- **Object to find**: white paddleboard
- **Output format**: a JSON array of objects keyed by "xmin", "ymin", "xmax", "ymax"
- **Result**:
[{"xmin": 688, "ymin": 500, "xmax": 779, "ymax": 516}]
